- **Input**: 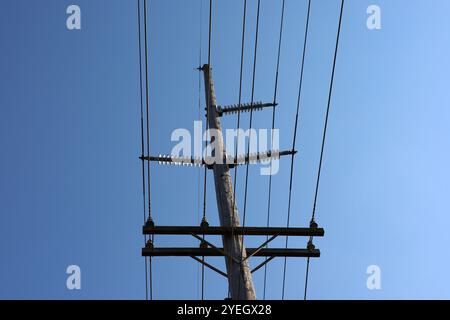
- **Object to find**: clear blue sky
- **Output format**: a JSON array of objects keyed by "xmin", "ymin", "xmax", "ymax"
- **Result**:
[{"xmin": 1, "ymin": 0, "xmax": 449, "ymax": 299}]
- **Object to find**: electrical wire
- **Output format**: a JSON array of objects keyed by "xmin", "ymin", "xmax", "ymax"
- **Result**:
[
  {"xmin": 229, "ymin": 0, "xmax": 248, "ymax": 299},
  {"xmin": 143, "ymin": 0, "xmax": 153, "ymax": 300},
  {"xmin": 199, "ymin": 0, "xmax": 213, "ymax": 300},
  {"xmin": 237, "ymin": 0, "xmax": 261, "ymax": 299},
  {"xmin": 137, "ymin": 0, "xmax": 149, "ymax": 301},
  {"xmin": 281, "ymin": 0, "xmax": 312, "ymax": 300},
  {"xmin": 208, "ymin": 0, "xmax": 213, "ymax": 67},
  {"xmin": 263, "ymin": 0, "xmax": 285, "ymax": 300},
  {"xmin": 199, "ymin": 0, "xmax": 207, "ymax": 301},
  {"xmin": 304, "ymin": 0, "xmax": 345, "ymax": 300}
]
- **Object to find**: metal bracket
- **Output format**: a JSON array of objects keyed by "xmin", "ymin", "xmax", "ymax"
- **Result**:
[
  {"xmin": 242, "ymin": 235, "xmax": 278, "ymax": 262},
  {"xmin": 251, "ymin": 256, "xmax": 276, "ymax": 273},
  {"xmin": 190, "ymin": 256, "xmax": 227, "ymax": 278}
]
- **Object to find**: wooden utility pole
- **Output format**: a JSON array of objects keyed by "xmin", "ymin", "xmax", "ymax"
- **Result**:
[
  {"xmin": 141, "ymin": 64, "xmax": 323, "ymax": 300},
  {"xmin": 201, "ymin": 64, "xmax": 256, "ymax": 300}
]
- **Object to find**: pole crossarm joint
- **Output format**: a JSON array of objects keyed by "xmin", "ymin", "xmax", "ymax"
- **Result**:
[{"xmin": 190, "ymin": 233, "xmax": 240, "ymax": 264}]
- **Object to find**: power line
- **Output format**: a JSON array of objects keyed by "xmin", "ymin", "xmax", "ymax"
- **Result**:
[
  {"xmin": 272, "ymin": 0, "xmax": 285, "ymax": 106},
  {"xmin": 143, "ymin": 0, "xmax": 153, "ymax": 300},
  {"xmin": 303, "ymin": 255, "xmax": 310, "ymax": 300},
  {"xmin": 208, "ymin": 0, "xmax": 213, "ymax": 67},
  {"xmin": 230, "ymin": 0, "xmax": 247, "ymax": 299},
  {"xmin": 199, "ymin": 0, "xmax": 213, "ymax": 300},
  {"xmin": 137, "ymin": 0, "xmax": 149, "ymax": 301},
  {"xmin": 263, "ymin": 0, "xmax": 285, "ymax": 300},
  {"xmin": 310, "ymin": 0, "xmax": 344, "ymax": 222},
  {"xmin": 197, "ymin": 0, "xmax": 203, "ymax": 300},
  {"xmin": 199, "ymin": 0, "xmax": 207, "ymax": 301},
  {"xmin": 203, "ymin": 0, "xmax": 213, "ymax": 224},
  {"xmin": 304, "ymin": 0, "xmax": 345, "ymax": 300},
  {"xmin": 281, "ymin": 0, "xmax": 311, "ymax": 300},
  {"xmin": 238, "ymin": 0, "xmax": 261, "ymax": 299},
  {"xmin": 198, "ymin": 0, "xmax": 204, "ymax": 225}
]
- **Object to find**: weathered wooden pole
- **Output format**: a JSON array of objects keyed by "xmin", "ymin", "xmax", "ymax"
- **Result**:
[{"xmin": 201, "ymin": 64, "xmax": 256, "ymax": 300}]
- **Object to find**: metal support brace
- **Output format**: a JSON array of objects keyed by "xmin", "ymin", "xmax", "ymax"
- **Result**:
[
  {"xmin": 190, "ymin": 256, "xmax": 228, "ymax": 278},
  {"xmin": 251, "ymin": 256, "xmax": 276, "ymax": 273},
  {"xmin": 242, "ymin": 235, "xmax": 278, "ymax": 262}
]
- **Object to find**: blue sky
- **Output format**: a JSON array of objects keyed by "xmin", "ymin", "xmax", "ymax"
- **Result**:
[{"xmin": 0, "ymin": 0, "xmax": 449, "ymax": 299}]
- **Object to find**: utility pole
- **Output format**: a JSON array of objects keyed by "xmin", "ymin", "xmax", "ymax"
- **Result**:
[
  {"xmin": 141, "ymin": 66, "xmax": 323, "ymax": 300},
  {"xmin": 201, "ymin": 64, "xmax": 256, "ymax": 300}
]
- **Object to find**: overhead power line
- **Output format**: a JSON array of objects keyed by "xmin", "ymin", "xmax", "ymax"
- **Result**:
[
  {"xmin": 238, "ymin": 0, "xmax": 261, "ymax": 299},
  {"xmin": 264, "ymin": 0, "xmax": 285, "ymax": 300},
  {"xmin": 281, "ymin": 0, "xmax": 312, "ymax": 300},
  {"xmin": 143, "ymin": 0, "xmax": 153, "ymax": 300},
  {"xmin": 304, "ymin": 0, "xmax": 345, "ymax": 300},
  {"xmin": 136, "ymin": 0, "xmax": 149, "ymax": 301},
  {"xmin": 230, "ymin": 0, "xmax": 248, "ymax": 299},
  {"xmin": 200, "ymin": 0, "xmax": 214, "ymax": 301}
]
